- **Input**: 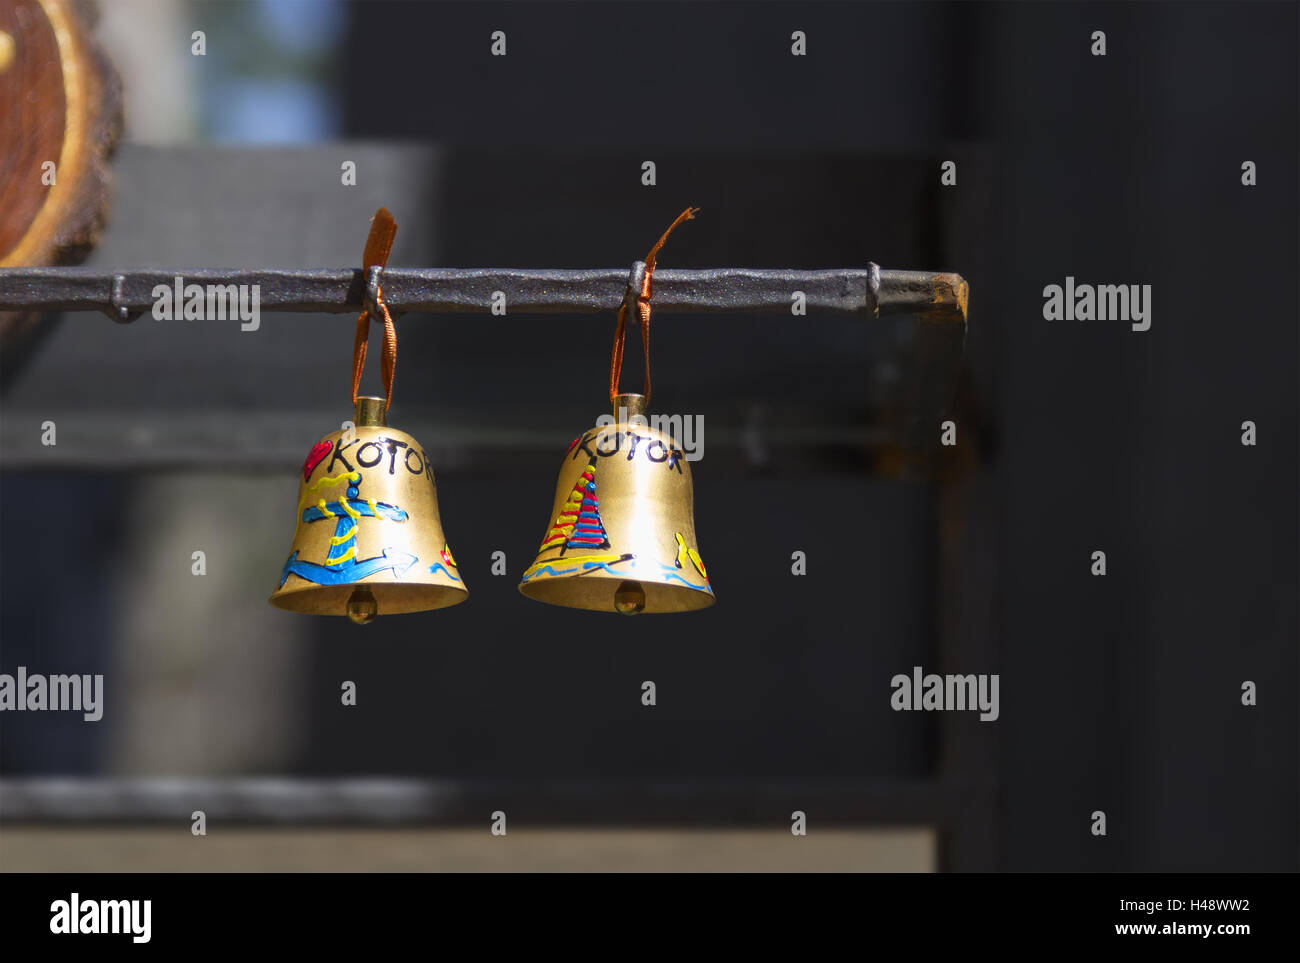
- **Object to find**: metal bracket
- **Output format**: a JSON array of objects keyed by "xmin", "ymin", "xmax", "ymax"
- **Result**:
[
  {"xmin": 364, "ymin": 264, "xmax": 385, "ymax": 320},
  {"xmin": 109, "ymin": 274, "xmax": 135, "ymax": 324},
  {"xmin": 624, "ymin": 260, "xmax": 646, "ymax": 315}
]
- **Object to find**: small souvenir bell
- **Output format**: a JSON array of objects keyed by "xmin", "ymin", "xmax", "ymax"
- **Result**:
[
  {"xmin": 269, "ymin": 208, "xmax": 468, "ymax": 622},
  {"xmin": 518, "ymin": 208, "xmax": 714, "ymax": 614},
  {"xmin": 518, "ymin": 392, "xmax": 713, "ymax": 614},
  {"xmin": 269, "ymin": 396, "xmax": 468, "ymax": 622}
]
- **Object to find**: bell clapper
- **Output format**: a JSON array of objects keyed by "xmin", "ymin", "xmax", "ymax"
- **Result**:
[
  {"xmin": 347, "ymin": 588, "xmax": 378, "ymax": 625},
  {"xmin": 614, "ymin": 580, "xmax": 646, "ymax": 615}
]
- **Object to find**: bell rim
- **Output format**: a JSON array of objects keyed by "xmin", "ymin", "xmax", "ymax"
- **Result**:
[
  {"xmin": 269, "ymin": 580, "xmax": 469, "ymax": 616},
  {"xmin": 516, "ymin": 576, "xmax": 714, "ymax": 614}
]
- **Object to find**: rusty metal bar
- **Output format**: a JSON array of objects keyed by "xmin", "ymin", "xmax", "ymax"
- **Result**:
[{"xmin": 0, "ymin": 264, "xmax": 969, "ymax": 325}]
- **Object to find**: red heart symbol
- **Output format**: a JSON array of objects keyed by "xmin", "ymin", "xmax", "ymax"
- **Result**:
[{"xmin": 302, "ymin": 440, "xmax": 332, "ymax": 481}]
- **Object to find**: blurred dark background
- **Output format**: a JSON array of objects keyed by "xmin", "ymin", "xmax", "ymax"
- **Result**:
[{"xmin": 0, "ymin": 1, "xmax": 1295, "ymax": 872}]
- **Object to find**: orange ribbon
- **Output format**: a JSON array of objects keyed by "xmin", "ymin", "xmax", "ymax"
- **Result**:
[
  {"xmin": 609, "ymin": 207, "xmax": 699, "ymax": 405},
  {"xmin": 350, "ymin": 207, "xmax": 398, "ymax": 411}
]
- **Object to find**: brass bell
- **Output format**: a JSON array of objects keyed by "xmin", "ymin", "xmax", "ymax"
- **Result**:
[
  {"xmin": 518, "ymin": 207, "xmax": 711, "ymax": 614},
  {"xmin": 269, "ymin": 396, "xmax": 468, "ymax": 621},
  {"xmin": 518, "ymin": 393, "xmax": 714, "ymax": 614}
]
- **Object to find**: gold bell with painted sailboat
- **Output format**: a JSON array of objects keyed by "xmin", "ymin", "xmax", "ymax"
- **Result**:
[
  {"xmin": 268, "ymin": 208, "xmax": 468, "ymax": 622},
  {"xmin": 518, "ymin": 209, "xmax": 714, "ymax": 615}
]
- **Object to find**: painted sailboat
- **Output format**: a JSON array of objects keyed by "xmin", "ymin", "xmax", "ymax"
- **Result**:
[{"xmin": 522, "ymin": 458, "xmax": 632, "ymax": 581}]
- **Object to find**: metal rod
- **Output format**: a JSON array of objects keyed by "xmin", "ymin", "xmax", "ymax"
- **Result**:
[{"xmin": 0, "ymin": 264, "xmax": 969, "ymax": 324}]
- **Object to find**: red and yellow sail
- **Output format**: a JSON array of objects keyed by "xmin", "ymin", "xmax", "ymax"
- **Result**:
[{"xmin": 539, "ymin": 458, "xmax": 610, "ymax": 555}]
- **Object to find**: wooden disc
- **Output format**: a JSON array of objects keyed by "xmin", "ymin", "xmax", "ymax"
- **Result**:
[{"xmin": 0, "ymin": 0, "xmax": 122, "ymax": 339}]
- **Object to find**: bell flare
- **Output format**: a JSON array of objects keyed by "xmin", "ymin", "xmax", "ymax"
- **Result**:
[
  {"xmin": 269, "ymin": 412, "xmax": 468, "ymax": 618},
  {"xmin": 270, "ymin": 581, "xmax": 468, "ymax": 617},
  {"xmin": 522, "ymin": 572, "xmax": 712, "ymax": 614},
  {"xmin": 518, "ymin": 412, "xmax": 714, "ymax": 614}
]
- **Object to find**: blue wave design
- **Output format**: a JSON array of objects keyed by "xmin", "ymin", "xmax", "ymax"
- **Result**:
[
  {"xmin": 520, "ymin": 557, "xmax": 711, "ymax": 593},
  {"xmin": 520, "ymin": 559, "xmax": 630, "ymax": 582},
  {"xmin": 428, "ymin": 562, "xmax": 463, "ymax": 583},
  {"xmin": 655, "ymin": 567, "xmax": 714, "ymax": 593}
]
